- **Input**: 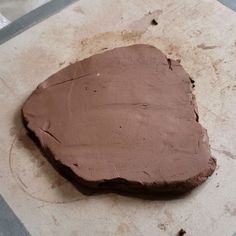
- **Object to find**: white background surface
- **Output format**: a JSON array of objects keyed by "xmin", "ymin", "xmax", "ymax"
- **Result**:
[{"xmin": 0, "ymin": 0, "xmax": 236, "ymax": 235}]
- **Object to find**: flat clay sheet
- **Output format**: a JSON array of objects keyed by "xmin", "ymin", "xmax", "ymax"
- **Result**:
[{"xmin": 22, "ymin": 44, "xmax": 216, "ymax": 193}]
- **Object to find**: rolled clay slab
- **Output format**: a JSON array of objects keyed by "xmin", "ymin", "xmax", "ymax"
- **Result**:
[{"xmin": 22, "ymin": 44, "xmax": 216, "ymax": 193}]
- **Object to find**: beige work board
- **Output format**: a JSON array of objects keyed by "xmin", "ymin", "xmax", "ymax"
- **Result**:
[{"xmin": 0, "ymin": 0, "xmax": 236, "ymax": 235}]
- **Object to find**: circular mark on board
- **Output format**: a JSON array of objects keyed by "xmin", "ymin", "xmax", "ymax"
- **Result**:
[
  {"xmin": 8, "ymin": 29, "xmax": 220, "ymax": 204},
  {"xmin": 9, "ymin": 128, "xmax": 87, "ymax": 204}
]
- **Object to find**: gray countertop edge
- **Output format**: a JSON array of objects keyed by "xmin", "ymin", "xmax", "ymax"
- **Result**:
[{"xmin": 0, "ymin": 0, "xmax": 78, "ymax": 45}]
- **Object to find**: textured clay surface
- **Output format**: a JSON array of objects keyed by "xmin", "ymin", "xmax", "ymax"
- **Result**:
[{"xmin": 22, "ymin": 44, "xmax": 216, "ymax": 194}]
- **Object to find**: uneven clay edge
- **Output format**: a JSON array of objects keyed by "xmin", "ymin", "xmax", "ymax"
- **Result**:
[
  {"xmin": 22, "ymin": 114, "xmax": 217, "ymax": 194},
  {"xmin": 21, "ymin": 45, "xmax": 216, "ymax": 194}
]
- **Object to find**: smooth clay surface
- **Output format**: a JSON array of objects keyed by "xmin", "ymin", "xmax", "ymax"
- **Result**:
[{"xmin": 22, "ymin": 44, "xmax": 216, "ymax": 194}]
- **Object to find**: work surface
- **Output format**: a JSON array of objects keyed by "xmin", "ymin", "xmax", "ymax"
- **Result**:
[{"xmin": 0, "ymin": 1, "xmax": 236, "ymax": 235}]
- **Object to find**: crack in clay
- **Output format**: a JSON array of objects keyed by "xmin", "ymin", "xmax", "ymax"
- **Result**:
[
  {"xmin": 46, "ymin": 73, "xmax": 93, "ymax": 89},
  {"xmin": 143, "ymin": 171, "xmax": 151, "ymax": 177},
  {"xmin": 67, "ymin": 81, "xmax": 74, "ymax": 117},
  {"xmin": 40, "ymin": 128, "xmax": 61, "ymax": 144},
  {"xmin": 94, "ymin": 103, "xmax": 190, "ymax": 114}
]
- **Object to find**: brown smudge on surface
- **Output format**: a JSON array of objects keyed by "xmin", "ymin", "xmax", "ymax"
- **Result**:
[
  {"xmin": 59, "ymin": 61, "xmax": 65, "ymax": 67},
  {"xmin": 211, "ymin": 59, "xmax": 223, "ymax": 77},
  {"xmin": 197, "ymin": 43, "xmax": 219, "ymax": 50},
  {"xmin": 78, "ymin": 31, "xmax": 144, "ymax": 57},
  {"xmin": 9, "ymin": 127, "xmax": 18, "ymax": 136},
  {"xmin": 211, "ymin": 148, "xmax": 236, "ymax": 160},
  {"xmin": 158, "ymin": 223, "xmax": 167, "ymax": 231},
  {"xmin": 121, "ymin": 30, "xmax": 143, "ymax": 42},
  {"xmin": 51, "ymin": 178, "xmax": 66, "ymax": 189},
  {"xmin": 36, "ymin": 160, "xmax": 45, "ymax": 168},
  {"xmin": 100, "ymin": 47, "xmax": 108, "ymax": 51},
  {"xmin": 212, "ymin": 63, "xmax": 218, "ymax": 75},
  {"xmin": 157, "ymin": 210, "xmax": 175, "ymax": 232},
  {"xmin": 224, "ymin": 203, "xmax": 236, "ymax": 216},
  {"xmin": 116, "ymin": 223, "xmax": 130, "ymax": 235},
  {"xmin": 52, "ymin": 215, "xmax": 59, "ymax": 226},
  {"xmin": 167, "ymin": 44, "xmax": 181, "ymax": 58},
  {"xmin": 16, "ymin": 130, "xmax": 35, "ymax": 150},
  {"xmin": 164, "ymin": 209, "xmax": 174, "ymax": 224}
]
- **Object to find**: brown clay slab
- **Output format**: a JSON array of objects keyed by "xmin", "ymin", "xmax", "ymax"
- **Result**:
[{"xmin": 22, "ymin": 44, "xmax": 216, "ymax": 194}]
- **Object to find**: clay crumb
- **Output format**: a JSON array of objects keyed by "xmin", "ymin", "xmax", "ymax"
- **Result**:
[
  {"xmin": 189, "ymin": 77, "xmax": 195, "ymax": 88},
  {"xmin": 59, "ymin": 61, "xmax": 65, "ymax": 66},
  {"xmin": 101, "ymin": 47, "xmax": 108, "ymax": 51},
  {"xmin": 177, "ymin": 229, "xmax": 186, "ymax": 236},
  {"xmin": 151, "ymin": 19, "xmax": 158, "ymax": 25},
  {"xmin": 189, "ymin": 77, "xmax": 195, "ymax": 83},
  {"xmin": 73, "ymin": 163, "xmax": 78, "ymax": 167}
]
